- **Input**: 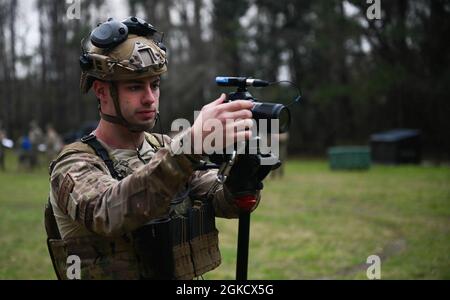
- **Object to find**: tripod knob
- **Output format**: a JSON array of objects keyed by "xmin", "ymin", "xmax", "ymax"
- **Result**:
[{"xmin": 235, "ymin": 194, "xmax": 257, "ymax": 212}]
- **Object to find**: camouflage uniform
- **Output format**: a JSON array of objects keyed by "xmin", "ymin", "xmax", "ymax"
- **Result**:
[
  {"xmin": 45, "ymin": 17, "xmax": 260, "ymax": 280},
  {"xmin": 47, "ymin": 131, "xmax": 257, "ymax": 279}
]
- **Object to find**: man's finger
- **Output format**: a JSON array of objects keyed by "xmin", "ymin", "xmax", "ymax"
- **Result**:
[
  {"xmin": 225, "ymin": 119, "xmax": 254, "ymax": 132},
  {"xmin": 219, "ymin": 100, "xmax": 254, "ymax": 112},
  {"xmin": 223, "ymin": 109, "xmax": 253, "ymax": 121},
  {"xmin": 208, "ymin": 93, "xmax": 227, "ymax": 107}
]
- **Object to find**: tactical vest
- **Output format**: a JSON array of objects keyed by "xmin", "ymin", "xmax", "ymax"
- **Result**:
[{"xmin": 44, "ymin": 133, "xmax": 221, "ymax": 280}]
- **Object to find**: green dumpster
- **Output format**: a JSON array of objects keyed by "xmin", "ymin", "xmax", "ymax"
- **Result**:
[{"xmin": 328, "ymin": 146, "xmax": 371, "ymax": 170}]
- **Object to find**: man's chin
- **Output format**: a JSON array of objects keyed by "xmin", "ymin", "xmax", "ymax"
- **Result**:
[
  {"xmin": 126, "ymin": 120, "xmax": 155, "ymax": 133},
  {"xmin": 140, "ymin": 119, "xmax": 156, "ymax": 130}
]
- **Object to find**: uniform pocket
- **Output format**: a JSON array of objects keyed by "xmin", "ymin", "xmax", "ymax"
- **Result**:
[{"xmin": 190, "ymin": 230, "xmax": 221, "ymax": 276}]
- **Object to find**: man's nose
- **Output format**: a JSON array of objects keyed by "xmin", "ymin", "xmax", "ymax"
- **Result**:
[{"xmin": 142, "ymin": 84, "xmax": 156, "ymax": 105}]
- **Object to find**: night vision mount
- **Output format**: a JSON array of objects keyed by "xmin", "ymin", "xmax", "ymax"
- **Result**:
[{"xmin": 89, "ymin": 16, "xmax": 165, "ymax": 50}]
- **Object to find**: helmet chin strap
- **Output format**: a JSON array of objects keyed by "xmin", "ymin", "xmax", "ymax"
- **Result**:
[{"xmin": 99, "ymin": 82, "xmax": 155, "ymax": 133}]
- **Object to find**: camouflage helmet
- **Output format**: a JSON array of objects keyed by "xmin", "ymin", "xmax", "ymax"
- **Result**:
[{"xmin": 80, "ymin": 17, "xmax": 168, "ymax": 94}]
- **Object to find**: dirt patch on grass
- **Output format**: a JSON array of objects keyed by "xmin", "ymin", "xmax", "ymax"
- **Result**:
[{"xmin": 318, "ymin": 238, "xmax": 407, "ymax": 279}]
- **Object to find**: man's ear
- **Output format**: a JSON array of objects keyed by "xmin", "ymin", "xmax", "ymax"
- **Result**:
[{"xmin": 92, "ymin": 80, "xmax": 110, "ymax": 105}]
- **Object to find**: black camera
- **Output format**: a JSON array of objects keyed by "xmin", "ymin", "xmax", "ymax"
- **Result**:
[{"xmin": 216, "ymin": 76, "xmax": 291, "ymax": 133}]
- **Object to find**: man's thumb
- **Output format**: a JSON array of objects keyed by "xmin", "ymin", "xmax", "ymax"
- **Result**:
[{"xmin": 212, "ymin": 93, "xmax": 227, "ymax": 106}]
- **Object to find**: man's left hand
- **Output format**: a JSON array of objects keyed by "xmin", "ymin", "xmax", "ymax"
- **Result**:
[{"xmin": 225, "ymin": 154, "xmax": 274, "ymax": 196}]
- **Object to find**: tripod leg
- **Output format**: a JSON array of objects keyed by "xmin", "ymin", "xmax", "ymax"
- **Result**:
[{"xmin": 236, "ymin": 211, "xmax": 251, "ymax": 280}]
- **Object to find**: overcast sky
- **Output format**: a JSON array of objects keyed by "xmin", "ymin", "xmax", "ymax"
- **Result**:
[
  {"xmin": 17, "ymin": 0, "xmax": 364, "ymax": 55},
  {"xmin": 13, "ymin": 0, "xmax": 366, "ymax": 79},
  {"xmin": 17, "ymin": 0, "xmax": 130, "ymax": 55}
]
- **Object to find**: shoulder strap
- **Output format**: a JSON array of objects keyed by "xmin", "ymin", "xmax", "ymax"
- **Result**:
[
  {"xmin": 144, "ymin": 132, "xmax": 163, "ymax": 150},
  {"xmin": 80, "ymin": 134, "xmax": 122, "ymax": 180},
  {"xmin": 50, "ymin": 134, "xmax": 161, "ymax": 180}
]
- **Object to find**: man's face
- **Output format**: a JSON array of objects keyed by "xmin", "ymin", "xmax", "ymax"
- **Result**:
[{"xmin": 116, "ymin": 76, "xmax": 161, "ymax": 128}]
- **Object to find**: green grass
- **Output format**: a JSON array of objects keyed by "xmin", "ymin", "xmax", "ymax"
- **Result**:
[
  {"xmin": 1, "ymin": 150, "xmax": 449, "ymax": 279},
  {"xmin": 0, "ymin": 150, "xmax": 53, "ymax": 279},
  {"xmin": 206, "ymin": 160, "xmax": 450, "ymax": 279}
]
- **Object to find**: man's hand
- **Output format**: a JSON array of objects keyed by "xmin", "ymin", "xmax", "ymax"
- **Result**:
[
  {"xmin": 190, "ymin": 94, "xmax": 254, "ymax": 154},
  {"xmin": 225, "ymin": 154, "xmax": 273, "ymax": 196}
]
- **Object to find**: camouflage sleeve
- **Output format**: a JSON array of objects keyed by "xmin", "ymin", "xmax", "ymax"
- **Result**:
[
  {"xmin": 156, "ymin": 130, "xmax": 261, "ymax": 218},
  {"xmin": 50, "ymin": 148, "xmax": 197, "ymax": 237}
]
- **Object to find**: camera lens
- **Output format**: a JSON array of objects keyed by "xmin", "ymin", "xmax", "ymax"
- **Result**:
[
  {"xmin": 278, "ymin": 106, "xmax": 291, "ymax": 133},
  {"xmin": 251, "ymin": 102, "xmax": 291, "ymax": 133}
]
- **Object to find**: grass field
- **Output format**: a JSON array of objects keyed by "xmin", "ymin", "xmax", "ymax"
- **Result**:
[{"xmin": 0, "ymin": 150, "xmax": 449, "ymax": 279}]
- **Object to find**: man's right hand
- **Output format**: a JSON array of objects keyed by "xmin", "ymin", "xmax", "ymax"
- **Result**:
[{"xmin": 190, "ymin": 93, "xmax": 254, "ymax": 154}]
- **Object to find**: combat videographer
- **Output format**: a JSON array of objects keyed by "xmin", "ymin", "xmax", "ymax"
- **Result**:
[{"xmin": 45, "ymin": 17, "xmax": 270, "ymax": 280}]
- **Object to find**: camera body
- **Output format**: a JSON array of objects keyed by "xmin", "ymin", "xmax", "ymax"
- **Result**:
[
  {"xmin": 216, "ymin": 77, "xmax": 291, "ymax": 134},
  {"xmin": 209, "ymin": 77, "xmax": 289, "ymax": 168}
]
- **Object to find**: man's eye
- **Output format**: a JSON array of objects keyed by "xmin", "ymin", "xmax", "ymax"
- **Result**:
[
  {"xmin": 128, "ymin": 85, "xmax": 142, "ymax": 91},
  {"xmin": 151, "ymin": 83, "xmax": 160, "ymax": 90}
]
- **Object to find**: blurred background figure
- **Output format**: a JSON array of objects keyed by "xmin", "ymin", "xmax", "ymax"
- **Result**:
[
  {"xmin": 29, "ymin": 120, "xmax": 44, "ymax": 169},
  {"xmin": 0, "ymin": 122, "xmax": 6, "ymax": 171},
  {"xmin": 271, "ymin": 132, "xmax": 289, "ymax": 179},
  {"xmin": 18, "ymin": 134, "xmax": 32, "ymax": 170},
  {"xmin": 0, "ymin": 121, "xmax": 14, "ymax": 171},
  {"xmin": 45, "ymin": 124, "xmax": 63, "ymax": 163}
]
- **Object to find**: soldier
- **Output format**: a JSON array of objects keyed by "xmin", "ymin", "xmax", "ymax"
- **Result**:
[
  {"xmin": 45, "ymin": 124, "xmax": 63, "ymax": 163},
  {"xmin": 29, "ymin": 120, "xmax": 44, "ymax": 169},
  {"xmin": 45, "ymin": 17, "xmax": 271, "ymax": 280},
  {"xmin": 0, "ymin": 122, "xmax": 5, "ymax": 171},
  {"xmin": 18, "ymin": 134, "xmax": 32, "ymax": 171}
]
